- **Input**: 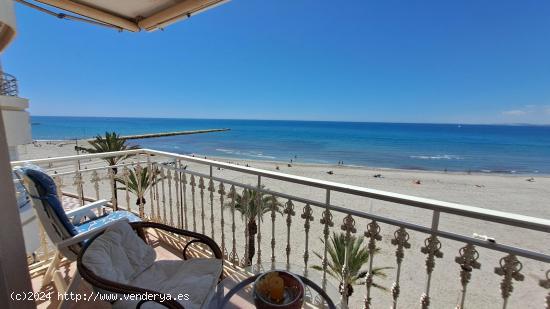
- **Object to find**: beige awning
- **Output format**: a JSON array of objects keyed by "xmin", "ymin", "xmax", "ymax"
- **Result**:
[
  {"xmin": 15, "ymin": 0, "xmax": 230, "ymax": 32},
  {"xmin": 0, "ymin": 0, "xmax": 17, "ymax": 52}
]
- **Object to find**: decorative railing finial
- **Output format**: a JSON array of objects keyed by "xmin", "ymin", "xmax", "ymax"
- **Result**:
[
  {"xmin": 495, "ymin": 254, "xmax": 524, "ymax": 308},
  {"xmin": 539, "ymin": 270, "xmax": 550, "ymax": 309},
  {"xmin": 455, "ymin": 243, "xmax": 481, "ymax": 309}
]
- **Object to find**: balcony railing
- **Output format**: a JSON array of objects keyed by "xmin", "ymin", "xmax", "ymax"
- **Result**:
[
  {"xmin": 1, "ymin": 72, "xmax": 18, "ymax": 96},
  {"xmin": 11, "ymin": 149, "xmax": 550, "ymax": 308}
]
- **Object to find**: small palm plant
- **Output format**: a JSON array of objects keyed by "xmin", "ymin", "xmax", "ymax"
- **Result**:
[
  {"xmin": 115, "ymin": 166, "xmax": 162, "ymax": 215},
  {"xmin": 312, "ymin": 232, "xmax": 391, "ymax": 299},
  {"xmin": 76, "ymin": 132, "xmax": 140, "ymax": 206},
  {"xmin": 225, "ymin": 187, "xmax": 282, "ymax": 265}
]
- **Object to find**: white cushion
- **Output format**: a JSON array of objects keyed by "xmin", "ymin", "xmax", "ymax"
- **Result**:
[
  {"xmin": 113, "ymin": 258, "xmax": 223, "ymax": 309},
  {"xmin": 82, "ymin": 221, "xmax": 156, "ymax": 284}
]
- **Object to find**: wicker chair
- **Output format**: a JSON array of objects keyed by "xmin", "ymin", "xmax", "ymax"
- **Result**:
[{"xmin": 77, "ymin": 221, "xmax": 224, "ymax": 309}]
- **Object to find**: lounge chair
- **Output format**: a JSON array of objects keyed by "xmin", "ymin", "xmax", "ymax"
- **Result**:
[
  {"xmin": 77, "ymin": 220, "xmax": 223, "ymax": 309},
  {"xmin": 14, "ymin": 165, "xmax": 141, "ymax": 308}
]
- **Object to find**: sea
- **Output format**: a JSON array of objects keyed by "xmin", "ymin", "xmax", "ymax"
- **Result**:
[{"xmin": 30, "ymin": 116, "xmax": 550, "ymax": 174}]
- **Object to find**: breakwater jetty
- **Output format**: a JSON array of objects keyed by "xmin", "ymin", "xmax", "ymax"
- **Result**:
[{"xmin": 85, "ymin": 128, "xmax": 230, "ymax": 141}]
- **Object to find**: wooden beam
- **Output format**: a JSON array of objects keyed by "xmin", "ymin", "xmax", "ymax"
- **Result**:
[{"xmin": 34, "ymin": 0, "xmax": 139, "ymax": 32}]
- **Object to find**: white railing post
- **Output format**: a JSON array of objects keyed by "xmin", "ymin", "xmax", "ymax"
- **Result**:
[
  {"xmin": 494, "ymin": 254, "xmax": 524, "ymax": 309},
  {"xmin": 301, "ymin": 203, "xmax": 313, "ymax": 275},
  {"xmin": 218, "ymin": 182, "xmax": 226, "ymax": 258},
  {"xmin": 167, "ymin": 168, "xmax": 173, "ymax": 226},
  {"xmin": 160, "ymin": 167, "xmax": 167, "ymax": 223},
  {"xmin": 320, "ymin": 189, "xmax": 333, "ymax": 290},
  {"xmin": 147, "ymin": 156, "xmax": 155, "ymax": 221},
  {"xmin": 455, "ymin": 243, "xmax": 481, "ymax": 309},
  {"xmin": 243, "ymin": 188, "xmax": 250, "ymax": 266},
  {"xmin": 154, "ymin": 164, "xmax": 161, "ymax": 222},
  {"xmin": 73, "ymin": 160, "xmax": 84, "ymax": 206},
  {"xmin": 256, "ymin": 175, "xmax": 262, "ymax": 266},
  {"xmin": 174, "ymin": 161, "xmax": 181, "ymax": 228},
  {"xmin": 229, "ymin": 185, "xmax": 238, "ymax": 264},
  {"xmin": 122, "ymin": 166, "xmax": 130, "ymax": 211},
  {"xmin": 340, "ymin": 214, "xmax": 356, "ymax": 308},
  {"xmin": 53, "ymin": 174, "xmax": 63, "ymax": 200},
  {"xmin": 108, "ymin": 167, "xmax": 118, "ymax": 210},
  {"xmin": 208, "ymin": 166, "xmax": 215, "ymax": 240},
  {"xmin": 91, "ymin": 170, "xmax": 100, "ymax": 201},
  {"xmin": 136, "ymin": 162, "xmax": 145, "ymax": 218},
  {"xmin": 190, "ymin": 175, "xmax": 197, "ymax": 232},
  {"xmin": 539, "ymin": 270, "xmax": 550, "ymax": 309},
  {"xmin": 420, "ymin": 210, "xmax": 443, "ymax": 309},
  {"xmin": 181, "ymin": 168, "xmax": 188, "ymax": 229},
  {"xmin": 270, "ymin": 193, "xmax": 277, "ymax": 266},
  {"xmin": 199, "ymin": 177, "xmax": 206, "ymax": 235},
  {"xmin": 363, "ymin": 220, "xmax": 382, "ymax": 309},
  {"xmin": 390, "ymin": 226, "xmax": 410, "ymax": 309},
  {"xmin": 283, "ymin": 199, "xmax": 295, "ymax": 269}
]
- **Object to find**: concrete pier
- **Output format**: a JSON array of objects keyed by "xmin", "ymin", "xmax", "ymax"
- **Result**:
[{"xmin": 85, "ymin": 128, "xmax": 230, "ymax": 141}]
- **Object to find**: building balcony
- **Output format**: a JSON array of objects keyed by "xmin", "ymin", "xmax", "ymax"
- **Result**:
[
  {"xmin": 1, "ymin": 72, "xmax": 30, "ymax": 159},
  {"xmin": 1, "ymin": 72, "xmax": 18, "ymax": 97},
  {"xmin": 11, "ymin": 149, "xmax": 550, "ymax": 308}
]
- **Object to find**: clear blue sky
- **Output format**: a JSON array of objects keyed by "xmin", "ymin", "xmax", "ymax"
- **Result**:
[{"xmin": 3, "ymin": 0, "xmax": 550, "ymax": 124}]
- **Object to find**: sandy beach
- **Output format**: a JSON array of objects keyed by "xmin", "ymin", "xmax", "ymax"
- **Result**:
[{"xmin": 16, "ymin": 140, "xmax": 550, "ymax": 308}]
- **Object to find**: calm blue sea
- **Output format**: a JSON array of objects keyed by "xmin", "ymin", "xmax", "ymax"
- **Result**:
[{"xmin": 30, "ymin": 116, "xmax": 550, "ymax": 174}]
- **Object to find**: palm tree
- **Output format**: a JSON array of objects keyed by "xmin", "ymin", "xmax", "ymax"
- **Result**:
[
  {"xmin": 225, "ymin": 187, "xmax": 282, "ymax": 265},
  {"xmin": 76, "ymin": 132, "xmax": 139, "ymax": 207},
  {"xmin": 115, "ymin": 166, "xmax": 162, "ymax": 207},
  {"xmin": 312, "ymin": 232, "xmax": 391, "ymax": 299}
]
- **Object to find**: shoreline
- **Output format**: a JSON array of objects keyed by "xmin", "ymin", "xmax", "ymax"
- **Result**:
[
  {"xmin": 203, "ymin": 155, "xmax": 550, "ymax": 177},
  {"xmin": 24, "ymin": 139, "xmax": 549, "ymax": 177}
]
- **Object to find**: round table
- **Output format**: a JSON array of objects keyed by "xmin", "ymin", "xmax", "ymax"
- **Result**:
[{"xmin": 205, "ymin": 262, "xmax": 340, "ymax": 308}]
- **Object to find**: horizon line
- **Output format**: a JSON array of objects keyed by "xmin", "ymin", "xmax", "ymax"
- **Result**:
[{"xmin": 30, "ymin": 114, "xmax": 550, "ymax": 127}]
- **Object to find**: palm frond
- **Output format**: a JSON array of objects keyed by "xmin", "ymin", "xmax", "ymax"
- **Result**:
[
  {"xmin": 224, "ymin": 186, "xmax": 282, "ymax": 222},
  {"xmin": 310, "ymin": 232, "xmax": 392, "ymax": 292},
  {"xmin": 115, "ymin": 166, "xmax": 162, "ymax": 197},
  {"xmin": 76, "ymin": 132, "xmax": 140, "ymax": 166}
]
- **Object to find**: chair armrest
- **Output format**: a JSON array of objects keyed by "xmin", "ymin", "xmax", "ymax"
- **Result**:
[
  {"xmin": 130, "ymin": 222, "xmax": 223, "ymax": 259},
  {"xmin": 65, "ymin": 199, "xmax": 108, "ymax": 217},
  {"xmin": 66, "ymin": 199, "xmax": 108, "ymax": 224},
  {"xmin": 56, "ymin": 218, "xmax": 129, "ymax": 249}
]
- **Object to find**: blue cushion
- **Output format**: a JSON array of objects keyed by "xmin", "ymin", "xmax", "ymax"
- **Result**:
[
  {"xmin": 74, "ymin": 211, "xmax": 141, "ymax": 234},
  {"xmin": 18, "ymin": 166, "xmax": 78, "ymax": 236},
  {"xmin": 17, "ymin": 165, "xmax": 142, "ymax": 238}
]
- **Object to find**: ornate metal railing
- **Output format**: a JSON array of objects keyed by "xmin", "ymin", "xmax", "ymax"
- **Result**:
[
  {"xmin": 11, "ymin": 149, "xmax": 550, "ymax": 308},
  {"xmin": 1, "ymin": 72, "xmax": 18, "ymax": 96}
]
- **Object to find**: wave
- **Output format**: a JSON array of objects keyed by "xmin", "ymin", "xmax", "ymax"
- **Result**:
[
  {"xmin": 215, "ymin": 148, "xmax": 276, "ymax": 159},
  {"xmin": 410, "ymin": 154, "xmax": 463, "ymax": 160}
]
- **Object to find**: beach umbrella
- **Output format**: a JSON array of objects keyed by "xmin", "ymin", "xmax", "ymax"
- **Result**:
[{"xmin": 14, "ymin": 0, "xmax": 231, "ymax": 32}]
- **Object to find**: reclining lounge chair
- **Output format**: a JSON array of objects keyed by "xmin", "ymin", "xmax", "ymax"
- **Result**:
[{"xmin": 14, "ymin": 165, "xmax": 141, "ymax": 308}]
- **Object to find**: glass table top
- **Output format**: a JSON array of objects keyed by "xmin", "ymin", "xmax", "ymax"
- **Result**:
[{"xmin": 205, "ymin": 262, "xmax": 340, "ymax": 308}]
